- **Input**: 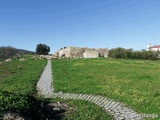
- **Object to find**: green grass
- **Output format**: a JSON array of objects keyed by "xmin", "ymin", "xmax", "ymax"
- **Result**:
[
  {"xmin": 0, "ymin": 59, "xmax": 47, "ymax": 94},
  {"xmin": 20, "ymin": 54, "xmax": 36, "ymax": 59},
  {"xmin": 0, "ymin": 59, "xmax": 47, "ymax": 115},
  {"xmin": 0, "ymin": 59, "xmax": 112, "ymax": 119},
  {"xmin": 52, "ymin": 58, "xmax": 160, "ymax": 117}
]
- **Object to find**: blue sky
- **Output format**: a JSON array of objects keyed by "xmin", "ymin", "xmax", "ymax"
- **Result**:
[{"xmin": 0, "ymin": 0, "xmax": 160, "ymax": 53}]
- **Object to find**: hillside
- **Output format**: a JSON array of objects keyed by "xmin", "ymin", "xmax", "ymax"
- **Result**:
[
  {"xmin": 0, "ymin": 46, "xmax": 35, "ymax": 60},
  {"xmin": 16, "ymin": 48, "xmax": 35, "ymax": 54}
]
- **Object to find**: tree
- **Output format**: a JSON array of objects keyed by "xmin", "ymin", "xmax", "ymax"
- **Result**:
[
  {"xmin": 36, "ymin": 44, "xmax": 50, "ymax": 55},
  {"xmin": 109, "ymin": 47, "xmax": 159, "ymax": 60},
  {"xmin": 0, "ymin": 46, "xmax": 18, "ymax": 60}
]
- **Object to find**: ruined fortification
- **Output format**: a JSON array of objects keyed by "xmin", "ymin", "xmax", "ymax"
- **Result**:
[{"xmin": 53, "ymin": 46, "xmax": 108, "ymax": 59}]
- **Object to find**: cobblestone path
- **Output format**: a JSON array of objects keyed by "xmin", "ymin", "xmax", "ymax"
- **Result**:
[
  {"xmin": 36, "ymin": 60, "xmax": 54, "ymax": 97},
  {"xmin": 36, "ymin": 60, "xmax": 143, "ymax": 120}
]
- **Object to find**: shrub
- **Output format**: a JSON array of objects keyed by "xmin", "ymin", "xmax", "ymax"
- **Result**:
[{"xmin": 109, "ymin": 47, "xmax": 159, "ymax": 60}]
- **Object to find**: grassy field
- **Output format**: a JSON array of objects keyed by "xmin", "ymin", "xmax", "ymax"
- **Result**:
[
  {"xmin": 0, "ymin": 59, "xmax": 47, "ymax": 115},
  {"xmin": 52, "ymin": 58, "xmax": 160, "ymax": 117},
  {"xmin": 0, "ymin": 59, "xmax": 111, "ymax": 119},
  {"xmin": 0, "ymin": 59, "xmax": 47, "ymax": 94}
]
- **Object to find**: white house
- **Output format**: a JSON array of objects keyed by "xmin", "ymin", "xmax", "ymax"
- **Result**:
[{"xmin": 146, "ymin": 43, "xmax": 160, "ymax": 52}]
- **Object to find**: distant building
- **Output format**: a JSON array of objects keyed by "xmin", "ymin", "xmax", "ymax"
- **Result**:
[{"xmin": 146, "ymin": 43, "xmax": 160, "ymax": 52}]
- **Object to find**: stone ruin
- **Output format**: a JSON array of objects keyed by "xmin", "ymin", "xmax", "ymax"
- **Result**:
[
  {"xmin": 53, "ymin": 46, "xmax": 108, "ymax": 59},
  {"xmin": 39, "ymin": 55, "xmax": 52, "ymax": 60}
]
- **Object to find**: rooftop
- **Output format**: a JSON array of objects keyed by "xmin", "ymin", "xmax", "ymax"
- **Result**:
[{"xmin": 151, "ymin": 45, "xmax": 160, "ymax": 48}]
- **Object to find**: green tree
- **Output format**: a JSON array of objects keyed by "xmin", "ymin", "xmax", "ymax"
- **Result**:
[
  {"xmin": 109, "ymin": 47, "xmax": 159, "ymax": 60},
  {"xmin": 36, "ymin": 44, "xmax": 50, "ymax": 55}
]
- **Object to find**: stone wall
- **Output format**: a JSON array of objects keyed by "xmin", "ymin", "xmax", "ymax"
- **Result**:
[
  {"xmin": 83, "ymin": 50, "xmax": 99, "ymax": 58},
  {"xmin": 53, "ymin": 46, "xmax": 108, "ymax": 59}
]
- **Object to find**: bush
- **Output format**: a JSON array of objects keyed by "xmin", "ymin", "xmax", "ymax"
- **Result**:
[{"xmin": 109, "ymin": 47, "xmax": 159, "ymax": 60}]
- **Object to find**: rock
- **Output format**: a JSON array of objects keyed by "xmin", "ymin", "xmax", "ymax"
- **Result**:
[
  {"xmin": 58, "ymin": 49, "xmax": 65, "ymax": 58},
  {"xmin": 1, "ymin": 112, "xmax": 31, "ymax": 120},
  {"xmin": 19, "ymin": 58, "xmax": 26, "ymax": 61},
  {"xmin": 83, "ymin": 50, "xmax": 99, "ymax": 58},
  {"xmin": 5, "ymin": 58, "xmax": 12, "ymax": 62},
  {"xmin": 69, "ymin": 107, "xmax": 76, "ymax": 111},
  {"xmin": 42, "ymin": 102, "xmax": 76, "ymax": 119},
  {"xmin": 43, "ymin": 102, "xmax": 74, "ymax": 111},
  {"xmin": 39, "ymin": 55, "xmax": 52, "ymax": 60},
  {"xmin": 58, "ymin": 91, "xmax": 63, "ymax": 94},
  {"xmin": 30, "ymin": 56, "xmax": 36, "ymax": 60},
  {"xmin": 53, "ymin": 107, "xmax": 61, "ymax": 111},
  {"xmin": 62, "ymin": 103, "xmax": 69, "ymax": 108}
]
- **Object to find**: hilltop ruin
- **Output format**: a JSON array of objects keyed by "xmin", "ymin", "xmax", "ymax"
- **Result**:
[{"xmin": 53, "ymin": 46, "xmax": 108, "ymax": 59}]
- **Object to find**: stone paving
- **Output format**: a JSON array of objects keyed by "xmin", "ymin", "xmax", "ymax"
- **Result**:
[
  {"xmin": 36, "ymin": 60, "xmax": 144, "ymax": 120},
  {"xmin": 36, "ymin": 60, "xmax": 54, "ymax": 97}
]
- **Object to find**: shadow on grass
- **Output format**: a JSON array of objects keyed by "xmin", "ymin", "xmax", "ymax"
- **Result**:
[{"xmin": 0, "ymin": 91, "xmax": 65, "ymax": 120}]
